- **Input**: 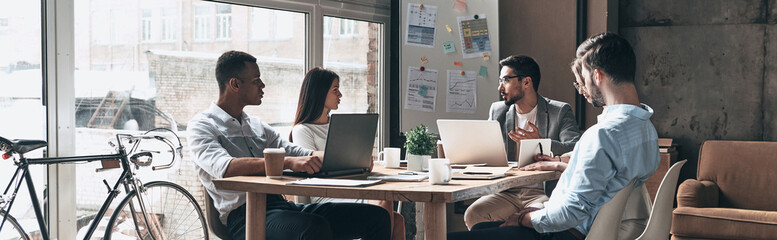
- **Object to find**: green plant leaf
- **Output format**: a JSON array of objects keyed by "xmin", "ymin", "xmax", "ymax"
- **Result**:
[{"xmin": 404, "ymin": 125, "xmax": 436, "ymax": 155}]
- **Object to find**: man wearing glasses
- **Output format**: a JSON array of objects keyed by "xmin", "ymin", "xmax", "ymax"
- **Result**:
[
  {"xmin": 450, "ymin": 32, "xmax": 659, "ymax": 240},
  {"xmin": 463, "ymin": 55, "xmax": 582, "ymax": 229}
]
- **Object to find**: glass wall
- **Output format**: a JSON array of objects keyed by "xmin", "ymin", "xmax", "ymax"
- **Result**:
[
  {"xmin": 0, "ymin": 0, "xmax": 47, "ymax": 239},
  {"xmin": 72, "ymin": 0, "xmax": 310, "ymax": 236},
  {"xmin": 71, "ymin": 0, "xmax": 383, "ymax": 237},
  {"xmin": 323, "ymin": 16, "xmax": 383, "ymax": 153}
]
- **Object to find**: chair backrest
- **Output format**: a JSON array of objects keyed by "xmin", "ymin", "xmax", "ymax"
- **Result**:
[
  {"xmin": 204, "ymin": 188, "xmax": 232, "ymax": 240},
  {"xmin": 636, "ymin": 160, "xmax": 687, "ymax": 240},
  {"xmin": 586, "ymin": 180, "xmax": 636, "ymax": 240},
  {"xmin": 698, "ymin": 140, "xmax": 777, "ymax": 210}
]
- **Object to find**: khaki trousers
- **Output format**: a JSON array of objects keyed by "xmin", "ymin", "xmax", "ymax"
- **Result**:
[{"xmin": 463, "ymin": 187, "xmax": 549, "ymax": 229}]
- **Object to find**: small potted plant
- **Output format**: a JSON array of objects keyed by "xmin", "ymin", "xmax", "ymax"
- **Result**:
[{"xmin": 405, "ymin": 125, "xmax": 435, "ymax": 171}]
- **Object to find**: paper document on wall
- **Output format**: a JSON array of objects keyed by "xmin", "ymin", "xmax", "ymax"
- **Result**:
[
  {"xmin": 405, "ymin": 66, "xmax": 438, "ymax": 112},
  {"xmin": 405, "ymin": 3, "xmax": 438, "ymax": 48},
  {"xmin": 458, "ymin": 15, "xmax": 492, "ymax": 58},
  {"xmin": 446, "ymin": 70, "xmax": 477, "ymax": 113}
]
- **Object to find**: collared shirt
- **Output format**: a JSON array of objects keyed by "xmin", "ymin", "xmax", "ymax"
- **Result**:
[
  {"xmin": 187, "ymin": 103, "xmax": 313, "ymax": 224},
  {"xmin": 530, "ymin": 104, "xmax": 659, "ymax": 235}
]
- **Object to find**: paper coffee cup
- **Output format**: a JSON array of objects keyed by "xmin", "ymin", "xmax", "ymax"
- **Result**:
[{"xmin": 263, "ymin": 148, "xmax": 285, "ymax": 179}]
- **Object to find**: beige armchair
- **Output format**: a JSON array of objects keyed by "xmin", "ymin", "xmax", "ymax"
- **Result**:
[{"xmin": 670, "ymin": 141, "xmax": 777, "ymax": 239}]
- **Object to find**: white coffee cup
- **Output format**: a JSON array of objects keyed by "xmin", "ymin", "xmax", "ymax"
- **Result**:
[
  {"xmin": 428, "ymin": 158, "xmax": 452, "ymax": 185},
  {"xmin": 379, "ymin": 147, "xmax": 401, "ymax": 168}
]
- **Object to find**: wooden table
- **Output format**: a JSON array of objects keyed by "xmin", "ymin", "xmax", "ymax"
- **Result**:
[{"xmin": 213, "ymin": 166, "xmax": 560, "ymax": 240}]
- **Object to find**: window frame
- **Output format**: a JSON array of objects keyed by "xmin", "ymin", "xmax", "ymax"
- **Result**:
[{"xmin": 46, "ymin": 0, "xmax": 392, "ymax": 239}]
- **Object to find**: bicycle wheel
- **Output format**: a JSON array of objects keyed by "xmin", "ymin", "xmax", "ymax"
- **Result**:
[
  {"xmin": 104, "ymin": 181, "xmax": 208, "ymax": 240},
  {"xmin": 0, "ymin": 210, "xmax": 30, "ymax": 240}
]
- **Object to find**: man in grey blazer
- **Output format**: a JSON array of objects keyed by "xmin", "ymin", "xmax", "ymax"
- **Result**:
[{"xmin": 463, "ymin": 55, "xmax": 582, "ymax": 229}]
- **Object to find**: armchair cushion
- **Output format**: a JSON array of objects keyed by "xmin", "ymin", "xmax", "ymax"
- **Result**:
[
  {"xmin": 671, "ymin": 207, "xmax": 777, "ymax": 240},
  {"xmin": 676, "ymin": 179, "xmax": 719, "ymax": 208}
]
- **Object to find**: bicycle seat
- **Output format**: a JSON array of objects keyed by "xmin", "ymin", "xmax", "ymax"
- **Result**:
[{"xmin": 0, "ymin": 136, "xmax": 47, "ymax": 154}]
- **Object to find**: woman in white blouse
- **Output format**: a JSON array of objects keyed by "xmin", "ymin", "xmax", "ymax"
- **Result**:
[{"xmin": 291, "ymin": 67, "xmax": 405, "ymax": 240}]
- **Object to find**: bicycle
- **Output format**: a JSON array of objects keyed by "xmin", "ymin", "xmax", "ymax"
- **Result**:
[{"xmin": 0, "ymin": 128, "xmax": 208, "ymax": 240}]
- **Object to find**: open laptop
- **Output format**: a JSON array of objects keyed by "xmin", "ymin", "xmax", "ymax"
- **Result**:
[
  {"xmin": 284, "ymin": 113, "xmax": 378, "ymax": 178},
  {"xmin": 436, "ymin": 120, "xmax": 510, "ymax": 167}
]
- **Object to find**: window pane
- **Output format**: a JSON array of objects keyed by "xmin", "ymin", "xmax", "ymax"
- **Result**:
[
  {"xmin": 323, "ymin": 17, "xmax": 382, "ymax": 149},
  {"xmin": 73, "ymin": 0, "xmax": 305, "ymax": 236},
  {"xmin": 0, "ymin": 0, "xmax": 47, "ymax": 237}
]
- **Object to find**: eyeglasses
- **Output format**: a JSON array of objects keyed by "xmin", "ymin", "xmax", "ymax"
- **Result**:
[
  {"xmin": 498, "ymin": 75, "xmax": 526, "ymax": 84},
  {"xmin": 572, "ymin": 81, "xmax": 582, "ymax": 91}
]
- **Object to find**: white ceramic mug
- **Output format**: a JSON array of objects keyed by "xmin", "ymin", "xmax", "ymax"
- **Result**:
[
  {"xmin": 379, "ymin": 147, "xmax": 401, "ymax": 168},
  {"xmin": 428, "ymin": 158, "xmax": 452, "ymax": 185}
]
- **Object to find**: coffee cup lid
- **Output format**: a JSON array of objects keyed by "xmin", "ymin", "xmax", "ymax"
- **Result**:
[{"xmin": 263, "ymin": 147, "xmax": 285, "ymax": 154}]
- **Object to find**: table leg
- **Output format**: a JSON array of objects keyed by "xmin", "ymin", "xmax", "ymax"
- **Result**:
[
  {"xmin": 246, "ymin": 192, "xmax": 266, "ymax": 240},
  {"xmin": 423, "ymin": 202, "xmax": 446, "ymax": 240}
]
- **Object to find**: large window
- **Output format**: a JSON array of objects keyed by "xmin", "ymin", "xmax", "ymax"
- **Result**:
[
  {"xmin": 323, "ymin": 16, "xmax": 382, "ymax": 153},
  {"xmin": 1, "ymin": 0, "xmax": 387, "ymax": 238},
  {"xmin": 72, "ymin": 0, "xmax": 313, "ymax": 236},
  {"xmin": 0, "ymin": 0, "xmax": 47, "ymax": 237}
]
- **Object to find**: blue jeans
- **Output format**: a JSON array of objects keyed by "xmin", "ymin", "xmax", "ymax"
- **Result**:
[
  {"xmin": 226, "ymin": 202, "xmax": 391, "ymax": 240},
  {"xmin": 447, "ymin": 221, "xmax": 582, "ymax": 240}
]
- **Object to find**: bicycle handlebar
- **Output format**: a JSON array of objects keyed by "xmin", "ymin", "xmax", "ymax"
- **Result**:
[{"xmin": 115, "ymin": 128, "xmax": 183, "ymax": 171}]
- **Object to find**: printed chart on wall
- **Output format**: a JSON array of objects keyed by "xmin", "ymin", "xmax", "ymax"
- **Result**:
[
  {"xmin": 405, "ymin": 3, "xmax": 438, "ymax": 48},
  {"xmin": 458, "ymin": 14, "xmax": 492, "ymax": 59},
  {"xmin": 405, "ymin": 66, "xmax": 439, "ymax": 112},
  {"xmin": 447, "ymin": 70, "xmax": 477, "ymax": 113}
]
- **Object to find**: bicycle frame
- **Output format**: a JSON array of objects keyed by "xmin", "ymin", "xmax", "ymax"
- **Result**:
[{"xmin": 1, "ymin": 138, "xmax": 151, "ymax": 240}]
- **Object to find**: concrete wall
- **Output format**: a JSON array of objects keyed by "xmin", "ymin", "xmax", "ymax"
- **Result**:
[{"xmin": 620, "ymin": 0, "xmax": 777, "ymax": 180}]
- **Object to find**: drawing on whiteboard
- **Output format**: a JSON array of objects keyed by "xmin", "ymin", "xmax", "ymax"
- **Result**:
[
  {"xmin": 405, "ymin": 66, "xmax": 439, "ymax": 112},
  {"xmin": 405, "ymin": 4, "xmax": 438, "ymax": 48},
  {"xmin": 447, "ymin": 70, "xmax": 477, "ymax": 113},
  {"xmin": 458, "ymin": 15, "xmax": 492, "ymax": 59}
]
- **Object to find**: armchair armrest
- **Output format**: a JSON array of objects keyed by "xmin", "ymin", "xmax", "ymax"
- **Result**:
[{"xmin": 677, "ymin": 179, "xmax": 719, "ymax": 208}]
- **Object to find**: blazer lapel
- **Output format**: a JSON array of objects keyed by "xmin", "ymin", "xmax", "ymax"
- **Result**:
[
  {"xmin": 506, "ymin": 104, "xmax": 517, "ymax": 160},
  {"xmin": 536, "ymin": 95, "xmax": 549, "ymax": 138}
]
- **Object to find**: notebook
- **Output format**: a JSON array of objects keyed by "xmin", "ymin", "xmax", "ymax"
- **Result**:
[
  {"xmin": 436, "ymin": 120, "xmax": 510, "ymax": 167},
  {"xmin": 284, "ymin": 113, "xmax": 378, "ymax": 178}
]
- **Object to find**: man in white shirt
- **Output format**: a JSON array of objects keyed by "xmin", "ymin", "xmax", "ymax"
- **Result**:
[
  {"xmin": 187, "ymin": 50, "xmax": 390, "ymax": 240},
  {"xmin": 463, "ymin": 55, "xmax": 582, "ymax": 228}
]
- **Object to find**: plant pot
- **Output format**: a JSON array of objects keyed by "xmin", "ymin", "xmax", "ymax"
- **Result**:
[{"xmin": 407, "ymin": 154, "xmax": 431, "ymax": 172}]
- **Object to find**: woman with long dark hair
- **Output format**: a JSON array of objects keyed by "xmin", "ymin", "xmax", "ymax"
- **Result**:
[{"xmin": 291, "ymin": 67, "xmax": 405, "ymax": 240}]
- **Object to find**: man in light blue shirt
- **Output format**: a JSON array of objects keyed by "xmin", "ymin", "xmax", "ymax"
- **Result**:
[{"xmin": 448, "ymin": 32, "xmax": 659, "ymax": 240}]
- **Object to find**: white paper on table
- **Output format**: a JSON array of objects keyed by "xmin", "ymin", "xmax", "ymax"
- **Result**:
[
  {"xmin": 405, "ymin": 3, "xmax": 438, "ymax": 48},
  {"xmin": 457, "ymin": 15, "xmax": 493, "ymax": 58},
  {"xmin": 405, "ymin": 66, "xmax": 438, "ymax": 112},
  {"xmin": 288, "ymin": 178, "xmax": 382, "ymax": 187},
  {"xmin": 446, "ymin": 70, "xmax": 477, "ymax": 113}
]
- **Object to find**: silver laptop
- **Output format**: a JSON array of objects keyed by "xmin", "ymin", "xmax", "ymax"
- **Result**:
[
  {"xmin": 284, "ymin": 113, "xmax": 378, "ymax": 177},
  {"xmin": 437, "ymin": 120, "xmax": 510, "ymax": 167}
]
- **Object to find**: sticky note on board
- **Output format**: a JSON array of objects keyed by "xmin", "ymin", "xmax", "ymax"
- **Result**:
[
  {"xmin": 482, "ymin": 52, "xmax": 490, "ymax": 61},
  {"xmin": 454, "ymin": 61, "xmax": 462, "ymax": 66},
  {"xmin": 443, "ymin": 41, "xmax": 456, "ymax": 53},
  {"xmin": 479, "ymin": 66, "xmax": 488, "ymax": 77},
  {"xmin": 445, "ymin": 25, "xmax": 452, "ymax": 32},
  {"xmin": 421, "ymin": 56, "xmax": 428, "ymax": 64},
  {"xmin": 453, "ymin": 0, "xmax": 467, "ymax": 12},
  {"xmin": 418, "ymin": 85, "xmax": 428, "ymax": 97}
]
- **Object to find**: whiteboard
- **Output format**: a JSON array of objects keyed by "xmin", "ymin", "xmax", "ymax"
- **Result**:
[{"xmin": 400, "ymin": 0, "xmax": 500, "ymax": 133}]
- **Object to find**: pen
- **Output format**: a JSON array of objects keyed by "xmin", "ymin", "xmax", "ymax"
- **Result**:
[
  {"xmin": 398, "ymin": 171, "xmax": 418, "ymax": 175},
  {"xmin": 539, "ymin": 142, "xmax": 544, "ymax": 156}
]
